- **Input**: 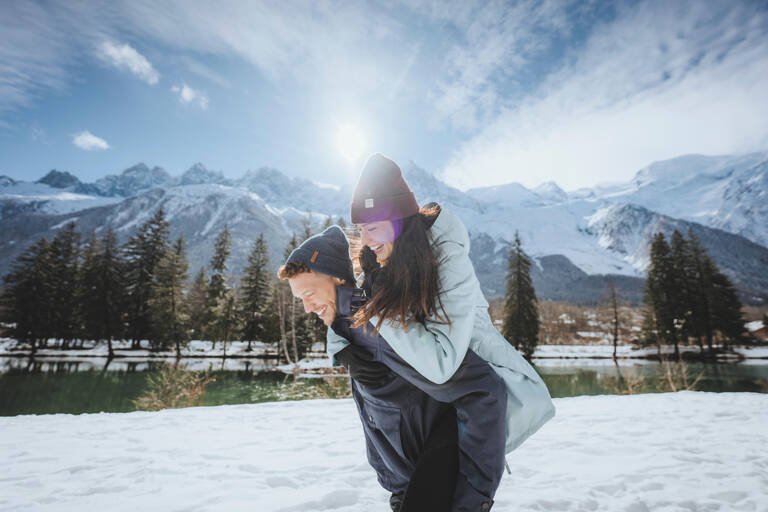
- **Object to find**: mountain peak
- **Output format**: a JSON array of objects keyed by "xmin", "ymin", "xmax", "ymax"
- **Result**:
[
  {"xmin": 122, "ymin": 163, "xmax": 151, "ymax": 176},
  {"xmin": 180, "ymin": 163, "xmax": 230, "ymax": 186},
  {"xmin": 93, "ymin": 163, "xmax": 172, "ymax": 197},
  {"xmin": 36, "ymin": 169, "xmax": 81, "ymax": 189},
  {"xmin": 534, "ymin": 181, "xmax": 567, "ymax": 203},
  {"xmin": 0, "ymin": 175, "xmax": 18, "ymax": 186}
]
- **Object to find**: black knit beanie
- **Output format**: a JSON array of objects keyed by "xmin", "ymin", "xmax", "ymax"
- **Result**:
[
  {"xmin": 284, "ymin": 225, "xmax": 355, "ymax": 285},
  {"xmin": 350, "ymin": 153, "xmax": 419, "ymax": 224}
]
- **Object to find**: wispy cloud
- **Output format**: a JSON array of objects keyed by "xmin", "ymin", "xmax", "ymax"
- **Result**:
[
  {"xmin": 171, "ymin": 83, "xmax": 209, "ymax": 109},
  {"xmin": 439, "ymin": 0, "xmax": 768, "ymax": 190},
  {"xmin": 73, "ymin": 131, "xmax": 109, "ymax": 150},
  {"xmin": 0, "ymin": 2, "xmax": 77, "ymax": 113},
  {"xmin": 181, "ymin": 57, "xmax": 230, "ymax": 88},
  {"xmin": 423, "ymin": 0, "xmax": 580, "ymax": 131},
  {"xmin": 97, "ymin": 41, "xmax": 159, "ymax": 84}
]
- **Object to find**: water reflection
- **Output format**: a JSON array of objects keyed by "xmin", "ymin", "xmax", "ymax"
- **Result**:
[{"xmin": 0, "ymin": 356, "xmax": 766, "ymax": 416}]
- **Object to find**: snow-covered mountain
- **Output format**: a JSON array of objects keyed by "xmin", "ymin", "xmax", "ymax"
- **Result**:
[
  {"xmin": 236, "ymin": 167, "xmax": 349, "ymax": 216},
  {"xmin": 178, "ymin": 163, "xmax": 231, "ymax": 187},
  {"xmin": 93, "ymin": 163, "xmax": 174, "ymax": 197},
  {"xmin": 1, "ymin": 152, "xmax": 767, "ymax": 304},
  {"xmin": 581, "ymin": 152, "xmax": 768, "ymax": 248}
]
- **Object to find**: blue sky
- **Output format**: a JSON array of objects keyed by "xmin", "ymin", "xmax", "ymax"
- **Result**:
[{"xmin": 1, "ymin": 0, "xmax": 767, "ymax": 191}]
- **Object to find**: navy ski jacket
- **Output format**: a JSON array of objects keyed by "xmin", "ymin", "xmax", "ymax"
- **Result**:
[{"xmin": 332, "ymin": 286, "xmax": 507, "ymax": 512}]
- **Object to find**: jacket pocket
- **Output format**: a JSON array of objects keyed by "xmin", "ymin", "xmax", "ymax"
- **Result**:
[{"xmin": 361, "ymin": 398, "xmax": 411, "ymax": 474}]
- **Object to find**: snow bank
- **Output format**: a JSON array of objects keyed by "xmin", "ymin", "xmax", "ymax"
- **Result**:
[
  {"xmin": 0, "ymin": 338, "xmax": 276, "ymax": 359},
  {"xmin": 1, "ymin": 392, "xmax": 766, "ymax": 511}
]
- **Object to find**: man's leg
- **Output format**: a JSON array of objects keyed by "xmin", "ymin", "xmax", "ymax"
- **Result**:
[{"xmin": 399, "ymin": 407, "xmax": 459, "ymax": 512}]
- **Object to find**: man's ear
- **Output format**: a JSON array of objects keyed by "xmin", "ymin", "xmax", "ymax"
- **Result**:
[{"xmin": 331, "ymin": 277, "xmax": 345, "ymax": 286}]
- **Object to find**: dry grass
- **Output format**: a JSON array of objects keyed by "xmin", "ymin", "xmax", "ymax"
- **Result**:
[
  {"xmin": 602, "ymin": 365, "xmax": 648, "ymax": 395},
  {"xmin": 133, "ymin": 363, "xmax": 216, "ymax": 411},
  {"xmin": 658, "ymin": 354, "xmax": 704, "ymax": 392}
]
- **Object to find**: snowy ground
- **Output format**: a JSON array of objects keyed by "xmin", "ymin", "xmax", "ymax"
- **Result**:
[{"xmin": 1, "ymin": 392, "xmax": 766, "ymax": 512}]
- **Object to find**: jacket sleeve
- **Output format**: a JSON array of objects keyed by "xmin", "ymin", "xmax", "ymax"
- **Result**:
[
  {"xmin": 326, "ymin": 327, "xmax": 350, "ymax": 365},
  {"xmin": 375, "ymin": 240, "xmax": 477, "ymax": 384}
]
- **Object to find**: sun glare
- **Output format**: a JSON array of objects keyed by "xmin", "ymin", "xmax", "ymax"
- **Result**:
[{"xmin": 335, "ymin": 124, "xmax": 366, "ymax": 164}]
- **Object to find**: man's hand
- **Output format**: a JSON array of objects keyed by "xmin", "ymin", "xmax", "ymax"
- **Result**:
[{"xmin": 334, "ymin": 344, "xmax": 391, "ymax": 388}]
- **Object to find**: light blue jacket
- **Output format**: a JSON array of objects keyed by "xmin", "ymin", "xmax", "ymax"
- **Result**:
[{"xmin": 327, "ymin": 208, "xmax": 556, "ymax": 453}]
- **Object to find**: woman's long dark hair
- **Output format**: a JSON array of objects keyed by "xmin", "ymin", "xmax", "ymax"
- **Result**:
[{"xmin": 352, "ymin": 203, "xmax": 450, "ymax": 332}]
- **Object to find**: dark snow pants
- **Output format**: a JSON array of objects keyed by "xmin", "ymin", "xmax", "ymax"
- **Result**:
[{"xmin": 397, "ymin": 406, "xmax": 459, "ymax": 512}]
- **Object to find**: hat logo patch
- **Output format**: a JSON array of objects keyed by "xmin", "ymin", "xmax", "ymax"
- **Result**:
[
  {"xmin": 310, "ymin": 250, "xmax": 319, "ymax": 263},
  {"xmin": 365, "ymin": 198, "xmax": 374, "ymax": 208}
]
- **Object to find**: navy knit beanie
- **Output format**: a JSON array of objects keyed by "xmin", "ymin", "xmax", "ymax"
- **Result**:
[{"xmin": 284, "ymin": 225, "xmax": 355, "ymax": 285}]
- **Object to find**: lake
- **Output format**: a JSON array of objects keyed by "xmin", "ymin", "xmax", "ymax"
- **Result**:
[{"xmin": 1, "ymin": 356, "xmax": 767, "ymax": 416}]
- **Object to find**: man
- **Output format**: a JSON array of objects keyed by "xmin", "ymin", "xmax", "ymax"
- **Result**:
[{"xmin": 278, "ymin": 226, "xmax": 507, "ymax": 512}]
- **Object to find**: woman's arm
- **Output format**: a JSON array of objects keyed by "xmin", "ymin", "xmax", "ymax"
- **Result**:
[{"xmin": 375, "ymin": 240, "xmax": 477, "ymax": 384}]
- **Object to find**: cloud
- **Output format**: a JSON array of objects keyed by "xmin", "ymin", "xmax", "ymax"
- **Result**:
[
  {"xmin": 171, "ymin": 83, "xmax": 209, "ymax": 109},
  {"xmin": 423, "ymin": 0, "xmax": 579, "ymax": 131},
  {"xmin": 439, "ymin": 0, "xmax": 768, "ymax": 190},
  {"xmin": 97, "ymin": 41, "xmax": 159, "ymax": 84},
  {"xmin": 73, "ymin": 131, "xmax": 109, "ymax": 150},
  {"xmin": 180, "ymin": 57, "xmax": 230, "ymax": 88},
  {"xmin": 0, "ymin": 2, "xmax": 77, "ymax": 112}
]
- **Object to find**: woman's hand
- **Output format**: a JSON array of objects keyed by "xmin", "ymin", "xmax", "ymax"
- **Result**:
[{"xmin": 360, "ymin": 245, "xmax": 382, "ymax": 298}]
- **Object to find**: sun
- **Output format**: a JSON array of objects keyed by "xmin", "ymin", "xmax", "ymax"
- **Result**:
[{"xmin": 335, "ymin": 124, "xmax": 366, "ymax": 164}]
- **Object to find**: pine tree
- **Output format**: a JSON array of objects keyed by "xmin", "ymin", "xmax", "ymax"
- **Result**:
[
  {"xmin": 240, "ymin": 234, "xmax": 276, "ymax": 351},
  {"xmin": 149, "ymin": 236, "xmax": 190, "ymax": 355},
  {"xmin": 78, "ymin": 232, "xmax": 100, "ymax": 342},
  {"xmin": 0, "ymin": 238, "xmax": 54, "ymax": 352},
  {"xmin": 502, "ymin": 232, "xmax": 539, "ymax": 359},
  {"xmin": 686, "ymin": 231, "xmax": 714, "ymax": 353},
  {"xmin": 49, "ymin": 222, "xmax": 82, "ymax": 347},
  {"xmin": 644, "ymin": 233, "xmax": 679, "ymax": 356},
  {"xmin": 685, "ymin": 230, "xmax": 746, "ymax": 352},
  {"xmin": 206, "ymin": 225, "xmax": 233, "ymax": 349},
  {"xmin": 188, "ymin": 267, "xmax": 209, "ymax": 341},
  {"xmin": 79, "ymin": 228, "xmax": 126, "ymax": 358},
  {"xmin": 123, "ymin": 209, "xmax": 170, "ymax": 349},
  {"xmin": 709, "ymin": 266, "xmax": 747, "ymax": 348},
  {"xmin": 669, "ymin": 230, "xmax": 695, "ymax": 346}
]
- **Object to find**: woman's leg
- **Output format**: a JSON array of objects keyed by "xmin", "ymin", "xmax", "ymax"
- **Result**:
[{"xmin": 399, "ymin": 407, "xmax": 458, "ymax": 512}]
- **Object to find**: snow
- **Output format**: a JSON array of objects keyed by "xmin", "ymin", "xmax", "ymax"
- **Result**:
[
  {"xmin": 0, "ymin": 182, "xmax": 121, "ymax": 215},
  {"xmin": 1, "ymin": 392, "xmax": 765, "ymax": 511},
  {"xmin": 277, "ymin": 357, "xmax": 346, "ymax": 377},
  {"xmin": 746, "ymin": 321, "xmax": 764, "ymax": 332},
  {"xmin": 0, "ymin": 338, "xmax": 275, "ymax": 359},
  {"xmin": 3, "ymin": 339, "xmax": 767, "ymax": 363}
]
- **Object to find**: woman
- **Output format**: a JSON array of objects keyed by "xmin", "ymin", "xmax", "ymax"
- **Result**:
[{"xmin": 327, "ymin": 153, "xmax": 556, "ymax": 508}]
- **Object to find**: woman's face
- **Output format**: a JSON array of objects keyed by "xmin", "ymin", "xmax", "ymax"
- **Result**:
[{"xmin": 359, "ymin": 220, "xmax": 396, "ymax": 264}]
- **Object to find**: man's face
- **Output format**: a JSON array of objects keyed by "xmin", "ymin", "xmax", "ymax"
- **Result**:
[
  {"xmin": 359, "ymin": 220, "xmax": 395, "ymax": 264},
  {"xmin": 288, "ymin": 271, "xmax": 339, "ymax": 326}
]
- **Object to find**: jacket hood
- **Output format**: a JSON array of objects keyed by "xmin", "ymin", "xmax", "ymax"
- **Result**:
[{"xmin": 429, "ymin": 208, "xmax": 470, "ymax": 247}]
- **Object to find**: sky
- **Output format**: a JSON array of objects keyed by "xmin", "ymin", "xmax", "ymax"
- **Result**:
[{"xmin": 1, "ymin": 0, "xmax": 767, "ymax": 192}]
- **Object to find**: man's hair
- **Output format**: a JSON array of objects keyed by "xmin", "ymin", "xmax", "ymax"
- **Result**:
[{"xmin": 277, "ymin": 261, "xmax": 310, "ymax": 280}]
